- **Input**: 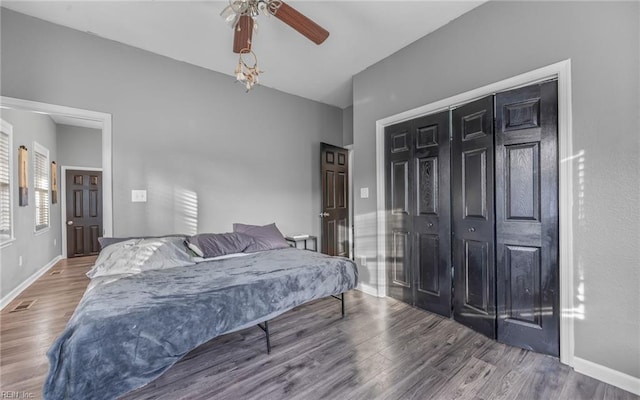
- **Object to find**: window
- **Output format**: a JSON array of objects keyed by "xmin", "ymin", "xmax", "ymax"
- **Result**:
[
  {"xmin": 0, "ymin": 120, "xmax": 13, "ymax": 243},
  {"xmin": 34, "ymin": 142, "xmax": 50, "ymax": 232}
]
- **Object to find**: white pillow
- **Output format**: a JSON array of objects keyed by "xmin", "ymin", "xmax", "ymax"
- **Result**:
[{"xmin": 86, "ymin": 237, "xmax": 195, "ymax": 279}]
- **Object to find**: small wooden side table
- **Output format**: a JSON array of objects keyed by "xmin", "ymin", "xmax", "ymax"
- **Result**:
[{"xmin": 285, "ymin": 236, "xmax": 318, "ymax": 252}]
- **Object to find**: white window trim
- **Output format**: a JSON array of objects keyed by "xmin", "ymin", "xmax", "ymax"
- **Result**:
[
  {"xmin": 33, "ymin": 141, "xmax": 50, "ymax": 234},
  {"xmin": 0, "ymin": 119, "xmax": 15, "ymax": 248}
]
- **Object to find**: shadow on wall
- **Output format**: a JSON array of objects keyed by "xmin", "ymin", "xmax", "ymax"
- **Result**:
[
  {"xmin": 572, "ymin": 149, "xmax": 586, "ymax": 321},
  {"xmin": 354, "ymin": 211, "xmax": 378, "ymax": 285},
  {"xmin": 141, "ymin": 174, "xmax": 199, "ymax": 236},
  {"xmin": 174, "ymin": 188, "xmax": 198, "ymax": 236}
]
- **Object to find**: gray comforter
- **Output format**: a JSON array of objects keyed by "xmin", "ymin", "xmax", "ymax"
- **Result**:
[{"xmin": 43, "ymin": 248, "xmax": 358, "ymax": 399}]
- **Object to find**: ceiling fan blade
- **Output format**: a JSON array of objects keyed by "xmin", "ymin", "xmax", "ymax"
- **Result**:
[
  {"xmin": 272, "ymin": 2, "xmax": 329, "ymax": 45},
  {"xmin": 233, "ymin": 15, "xmax": 254, "ymax": 53}
]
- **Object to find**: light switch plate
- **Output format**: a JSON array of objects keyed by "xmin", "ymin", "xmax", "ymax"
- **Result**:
[
  {"xmin": 131, "ymin": 189, "xmax": 147, "ymax": 203},
  {"xmin": 360, "ymin": 187, "xmax": 369, "ymax": 199}
]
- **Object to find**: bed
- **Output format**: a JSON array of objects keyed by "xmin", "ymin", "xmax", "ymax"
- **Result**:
[{"xmin": 43, "ymin": 235, "xmax": 358, "ymax": 400}]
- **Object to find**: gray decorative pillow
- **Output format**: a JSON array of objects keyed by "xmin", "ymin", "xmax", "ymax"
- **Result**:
[
  {"xmin": 186, "ymin": 232, "xmax": 254, "ymax": 258},
  {"xmin": 233, "ymin": 223, "xmax": 289, "ymax": 253},
  {"xmin": 87, "ymin": 236, "xmax": 195, "ymax": 279}
]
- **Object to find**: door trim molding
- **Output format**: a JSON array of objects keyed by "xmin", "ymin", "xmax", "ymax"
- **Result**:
[
  {"xmin": 374, "ymin": 60, "xmax": 574, "ymax": 365},
  {"xmin": 0, "ymin": 96, "xmax": 113, "ymax": 243},
  {"xmin": 344, "ymin": 144, "xmax": 354, "ymax": 260},
  {"xmin": 61, "ymin": 166, "xmax": 103, "ymax": 258}
]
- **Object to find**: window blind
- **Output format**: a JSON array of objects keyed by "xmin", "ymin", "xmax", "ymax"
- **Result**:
[
  {"xmin": 0, "ymin": 131, "xmax": 10, "ymax": 236},
  {"xmin": 34, "ymin": 144, "xmax": 50, "ymax": 231}
]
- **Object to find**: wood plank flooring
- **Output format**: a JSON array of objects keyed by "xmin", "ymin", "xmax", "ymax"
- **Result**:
[{"xmin": 1, "ymin": 256, "xmax": 637, "ymax": 400}]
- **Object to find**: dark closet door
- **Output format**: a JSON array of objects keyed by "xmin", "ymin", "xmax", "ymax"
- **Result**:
[
  {"xmin": 385, "ymin": 111, "xmax": 451, "ymax": 316},
  {"xmin": 452, "ymin": 96, "xmax": 496, "ymax": 339},
  {"xmin": 495, "ymin": 81, "xmax": 559, "ymax": 356},
  {"xmin": 385, "ymin": 121, "xmax": 413, "ymax": 305},
  {"xmin": 412, "ymin": 112, "xmax": 451, "ymax": 317}
]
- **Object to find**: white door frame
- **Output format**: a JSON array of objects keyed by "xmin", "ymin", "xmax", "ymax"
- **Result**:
[
  {"xmin": 374, "ymin": 60, "xmax": 574, "ymax": 366},
  {"xmin": 0, "ymin": 96, "xmax": 113, "ymax": 242},
  {"xmin": 61, "ymin": 166, "xmax": 104, "ymax": 258},
  {"xmin": 345, "ymin": 144, "xmax": 354, "ymax": 260}
]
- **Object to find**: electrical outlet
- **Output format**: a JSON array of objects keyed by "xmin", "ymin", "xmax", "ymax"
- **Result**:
[
  {"xmin": 18, "ymin": 256, "xmax": 23, "ymax": 266},
  {"xmin": 359, "ymin": 256, "xmax": 367, "ymax": 267},
  {"xmin": 131, "ymin": 189, "xmax": 147, "ymax": 203}
]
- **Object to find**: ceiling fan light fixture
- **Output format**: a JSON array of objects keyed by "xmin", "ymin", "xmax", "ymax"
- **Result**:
[
  {"xmin": 221, "ymin": 0, "xmax": 327, "ymax": 91},
  {"xmin": 257, "ymin": 1, "xmax": 268, "ymax": 14},
  {"xmin": 220, "ymin": 5, "xmax": 238, "ymax": 26}
]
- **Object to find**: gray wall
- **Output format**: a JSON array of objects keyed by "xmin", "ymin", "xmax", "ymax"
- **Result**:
[
  {"xmin": 56, "ymin": 124, "xmax": 102, "ymax": 168},
  {"xmin": 352, "ymin": 1, "xmax": 639, "ymax": 378},
  {"xmin": 1, "ymin": 9, "xmax": 343, "ymax": 245},
  {"xmin": 0, "ymin": 108, "xmax": 62, "ymax": 298},
  {"xmin": 342, "ymin": 105, "xmax": 354, "ymax": 146}
]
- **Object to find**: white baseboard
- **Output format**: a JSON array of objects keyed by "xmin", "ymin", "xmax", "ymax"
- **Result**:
[
  {"xmin": 357, "ymin": 283, "xmax": 383, "ymax": 298},
  {"xmin": 0, "ymin": 255, "xmax": 62, "ymax": 310},
  {"xmin": 573, "ymin": 356, "xmax": 640, "ymax": 396}
]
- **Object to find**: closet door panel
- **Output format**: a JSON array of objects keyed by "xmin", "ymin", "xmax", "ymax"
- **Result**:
[
  {"xmin": 462, "ymin": 149, "xmax": 488, "ymax": 219},
  {"xmin": 413, "ymin": 111, "xmax": 451, "ymax": 317},
  {"xmin": 452, "ymin": 95, "xmax": 496, "ymax": 339},
  {"xmin": 463, "ymin": 239, "xmax": 489, "ymax": 313},
  {"xmin": 495, "ymin": 81, "xmax": 559, "ymax": 356},
  {"xmin": 385, "ymin": 121, "xmax": 413, "ymax": 305},
  {"xmin": 417, "ymin": 233, "xmax": 439, "ymax": 295}
]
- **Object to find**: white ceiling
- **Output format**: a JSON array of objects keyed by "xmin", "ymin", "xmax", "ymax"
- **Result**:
[{"xmin": 3, "ymin": 1, "xmax": 485, "ymax": 109}]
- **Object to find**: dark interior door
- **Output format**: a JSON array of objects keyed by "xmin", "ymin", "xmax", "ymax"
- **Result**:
[
  {"xmin": 66, "ymin": 170, "xmax": 102, "ymax": 257},
  {"xmin": 412, "ymin": 112, "xmax": 451, "ymax": 317},
  {"xmin": 495, "ymin": 81, "xmax": 559, "ymax": 356},
  {"xmin": 452, "ymin": 96, "xmax": 497, "ymax": 339},
  {"xmin": 321, "ymin": 143, "xmax": 349, "ymax": 257},
  {"xmin": 384, "ymin": 111, "xmax": 451, "ymax": 316},
  {"xmin": 385, "ymin": 121, "xmax": 413, "ymax": 304}
]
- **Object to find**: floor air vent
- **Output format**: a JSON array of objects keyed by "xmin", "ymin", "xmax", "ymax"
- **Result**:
[
  {"xmin": 10, "ymin": 299, "xmax": 37, "ymax": 313},
  {"xmin": 50, "ymin": 270, "xmax": 62, "ymax": 275}
]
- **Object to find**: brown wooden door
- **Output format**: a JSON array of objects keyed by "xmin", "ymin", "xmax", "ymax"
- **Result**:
[
  {"xmin": 384, "ymin": 111, "xmax": 452, "ymax": 316},
  {"xmin": 495, "ymin": 81, "xmax": 559, "ymax": 356},
  {"xmin": 66, "ymin": 170, "xmax": 102, "ymax": 257},
  {"xmin": 451, "ymin": 95, "xmax": 497, "ymax": 339},
  {"xmin": 321, "ymin": 143, "xmax": 349, "ymax": 256}
]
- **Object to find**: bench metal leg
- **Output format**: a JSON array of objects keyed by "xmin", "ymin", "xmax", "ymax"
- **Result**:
[
  {"xmin": 257, "ymin": 321, "xmax": 271, "ymax": 354},
  {"xmin": 330, "ymin": 292, "xmax": 346, "ymax": 318}
]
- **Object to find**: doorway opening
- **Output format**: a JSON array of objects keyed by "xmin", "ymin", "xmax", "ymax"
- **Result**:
[{"xmin": 0, "ymin": 96, "xmax": 113, "ymax": 258}]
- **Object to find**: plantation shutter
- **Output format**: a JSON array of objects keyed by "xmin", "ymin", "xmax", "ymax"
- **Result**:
[
  {"xmin": 0, "ymin": 131, "xmax": 10, "ymax": 236},
  {"xmin": 34, "ymin": 144, "xmax": 50, "ymax": 231}
]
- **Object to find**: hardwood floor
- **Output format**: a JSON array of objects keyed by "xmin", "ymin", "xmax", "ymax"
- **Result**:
[{"xmin": 1, "ymin": 257, "xmax": 637, "ymax": 400}]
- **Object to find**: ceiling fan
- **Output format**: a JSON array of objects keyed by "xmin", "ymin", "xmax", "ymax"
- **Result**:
[{"xmin": 220, "ymin": 0, "xmax": 330, "ymax": 90}]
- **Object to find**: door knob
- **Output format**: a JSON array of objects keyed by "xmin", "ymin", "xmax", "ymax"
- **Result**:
[
  {"xmin": 319, "ymin": 212, "xmax": 330, "ymax": 217},
  {"xmin": 67, "ymin": 221, "xmax": 74, "ymax": 226},
  {"xmin": 428, "ymin": 223, "xmax": 433, "ymax": 228},
  {"xmin": 468, "ymin": 227, "xmax": 475, "ymax": 232}
]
